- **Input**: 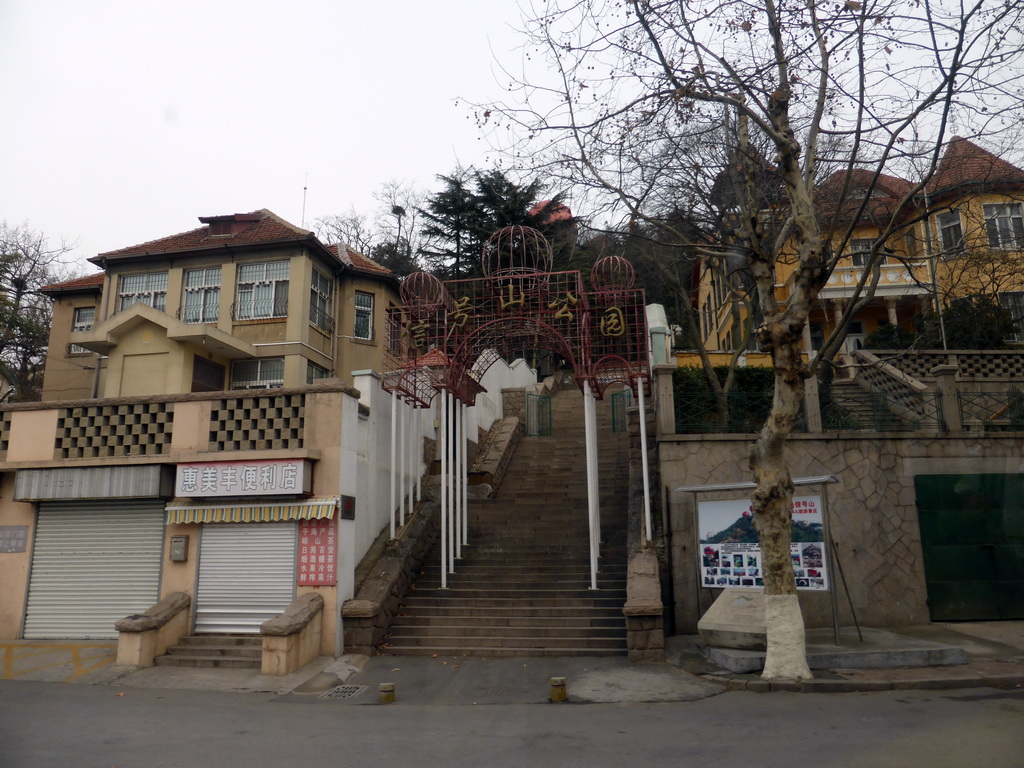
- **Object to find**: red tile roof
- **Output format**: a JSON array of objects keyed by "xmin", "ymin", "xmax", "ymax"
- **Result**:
[
  {"xmin": 325, "ymin": 244, "xmax": 392, "ymax": 277},
  {"xmin": 927, "ymin": 137, "xmax": 1024, "ymax": 195},
  {"xmin": 93, "ymin": 209, "xmax": 317, "ymax": 261},
  {"xmin": 814, "ymin": 168, "xmax": 915, "ymax": 223},
  {"xmin": 38, "ymin": 273, "xmax": 105, "ymax": 293}
]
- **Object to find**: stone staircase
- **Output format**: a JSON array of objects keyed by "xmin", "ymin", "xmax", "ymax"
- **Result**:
[
  {"xmin": 153, "ymin": 635, "xmax": 261, "ymax": 669},
  {"xmin": 383, "ymin": 385, "xmax": 630, "ymax": 657}
]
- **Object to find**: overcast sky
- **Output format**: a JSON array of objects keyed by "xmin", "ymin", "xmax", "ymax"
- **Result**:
[{"xmin": 0, "ymin": 0, "xmax": 529, "ymax": 269}]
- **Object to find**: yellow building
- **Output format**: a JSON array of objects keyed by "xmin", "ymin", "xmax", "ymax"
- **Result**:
[
  {"xmin": 697, "ymin": 138, "xmax": 1024, "ymax": 355},
  {"xmin": 40, "ymin": 209, "xmax": 400, "ymax": 399}
]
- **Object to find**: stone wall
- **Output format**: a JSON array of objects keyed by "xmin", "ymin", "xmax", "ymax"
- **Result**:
[
  {"xmin": 659, "ymin": 432, "xmax": 1024, "ymax": 633},
  {"xmin": 341, "ymin": 501, "xmax": 439, "ymax": 654}
]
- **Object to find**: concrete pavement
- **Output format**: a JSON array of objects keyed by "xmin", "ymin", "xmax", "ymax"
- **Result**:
[{"xmin": 2, "ymin": 621, "xmax": 1022, "ymax": 701}]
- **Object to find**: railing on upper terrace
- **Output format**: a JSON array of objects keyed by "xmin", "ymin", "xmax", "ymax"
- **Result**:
[
  {"xmin": 659, "ymin": 348, "xmax": 1024, "ymax": 437},
  {"xmin": 0, "ymin": 385, "xmax": 355, "ymax": 464}
]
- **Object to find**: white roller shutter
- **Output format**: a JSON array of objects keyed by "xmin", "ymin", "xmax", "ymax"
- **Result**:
[
  {"xmin": 24, "ymin": 501, "xmax": 165, "ymax": 639},
  {"xmin": 194, "ymin": 523, "xmax": 297, "ymax": 634}
]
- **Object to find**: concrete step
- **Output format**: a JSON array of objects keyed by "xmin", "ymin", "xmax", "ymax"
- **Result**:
[
  {"xmin": 165, "ymin": 644, "xmax": 261, "ymax": 659},
  {"xmin": 396, "ymin": 605, "xmax": 626, "ymax": 618},
  {"xmin": 382, "ymin": 638, "xmax": 626, "ymax": 651},
  {"xmin": 378, "ymin": 645, "xmax": 625, "ymax": 657},
  {"xmin": 153, "ymin": 654, "xmax": 260, "ymax": 670},
  {"xmin": 391, "ymin": 614, "xmax": 625, "ymax": 628}
]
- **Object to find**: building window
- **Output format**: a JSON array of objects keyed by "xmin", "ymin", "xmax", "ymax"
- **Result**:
[
  {"xmin": 191, "ymin": 356, "xmax": 225, "ymax": 392},
  {"xmin": 984, "ymin": 203, "xmax": 1024, "ymax": 250},
  {"xmin": 354, "ymin": 291, "xmax": 374, "ymax": 340},
  {"xmin": 309, "ymin": 269, "xmax": 334, "ymax": 333},
  {"xmin": 904, "ymin": 226, "xmax": 919, "ymax": 258},
  {"xmin": 847, "ymin": 238, "xmax": 874, "ymax": 267},
  {"xmin": 937, "ymin": 210, "xmax": 964, "ymax": 255},
  {"xmin": 230, "ymin": 358, "xmax": 285, "ymax": 389},
  {"xmin": 118, "ymin": 272, "xmax": 167, "ymax": 312},
  {"xmin": 999, "ymin": 292, "xmax": 1024, "ymax": 343},
  {"xmin": 236, "ymin": 261, "xmax": 289, "ymax": 319},
  {"xmin": 182, "ymin": 267, "xmax": 221, "ymax": 323},
  {"xmin": 68, "ymin": 306, "xmax": 95, "ymax": 355},
  {"xmin": 306, "ymin": 361, "xmax": 331, "ymax": 384}
]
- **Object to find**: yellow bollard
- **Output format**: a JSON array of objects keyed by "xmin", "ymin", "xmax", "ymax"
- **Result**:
[
  {"xmin": 550, "ymin": 676, "xmax": 567, "ymax": 702},
  {"xmin": 379, "ymin": 682, "xmax": 396, "ymax": 704}
]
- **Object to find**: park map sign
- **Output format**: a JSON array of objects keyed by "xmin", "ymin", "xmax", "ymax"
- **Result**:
[{"xmin": 698, "ymin": 496, "xmax": 829, "ymax": 591}]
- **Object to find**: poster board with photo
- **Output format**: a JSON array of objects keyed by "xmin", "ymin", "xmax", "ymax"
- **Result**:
[{"xmin": 697, "ymin": 496, "xmax": 828, "ymax": 591}]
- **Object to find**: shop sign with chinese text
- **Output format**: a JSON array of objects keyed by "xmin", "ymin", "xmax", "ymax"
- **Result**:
[
  {"xmin": 175, "ymin": 459, "xmax": 312, "ymax": 498},
  {"xmin": 298, "ymin": 517, "xmax": 337, "ymax": 586}
]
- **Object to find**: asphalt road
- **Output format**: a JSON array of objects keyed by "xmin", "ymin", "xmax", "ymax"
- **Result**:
[{"xmin": 2, "ymin": 680, "xmax": 1022, "ymax": 768}]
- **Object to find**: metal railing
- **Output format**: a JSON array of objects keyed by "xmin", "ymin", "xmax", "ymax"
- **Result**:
[
  {"xmin": 673, "ymin": 390, "xmax": 788, "ymax": 434},
  {"xmin": 958, "ymin": 387, "xmax": 1024, "ymax": 432},
  {"xmin": 820, "ymin": 389, "xmax": 943, "ymax": 432}
]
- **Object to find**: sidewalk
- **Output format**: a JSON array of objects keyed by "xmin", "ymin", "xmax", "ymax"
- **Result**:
[
  {"xmin": 670, "ymin": 621, "xmax": 1024, "ymax": 693},
  {"xmin": 2, "ymin": 622, "xmax": 1022, "ymax": 701}
]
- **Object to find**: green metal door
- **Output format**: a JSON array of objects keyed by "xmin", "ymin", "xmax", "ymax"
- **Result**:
[
  {"xmin": 915, "ymin": 473, "xmax": 1024, "ymax": 620},
  {"xmin": 611, "ymin": 389, "xmax": 632, "ymax": 433},
  {"xmin": 525, "ymin": 393, "xmax": 551, "ymax": 436}
]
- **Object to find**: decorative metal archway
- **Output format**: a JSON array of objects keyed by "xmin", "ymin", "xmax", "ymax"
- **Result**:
[{"xmin": 382, "ymin": 226, "xmax": 652, "ymax": 588}]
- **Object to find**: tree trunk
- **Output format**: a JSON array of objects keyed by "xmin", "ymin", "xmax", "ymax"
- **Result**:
[{"xmin": 749, "ymin": 321, "xmax": 813, "ymax": 680}]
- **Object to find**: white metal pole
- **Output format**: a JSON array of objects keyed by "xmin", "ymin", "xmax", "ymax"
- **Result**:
[
  {"xmin": 454, "ymin": 398, "xmax": 463, "ymax": 559},
  {"xmin": 415, "ymin": 403, "xmax": 423, "ymax": 502},
  {"xmin": 590, "ymin": 389, "xmax": 601, "ymax": 545},
  {"xmin": 447, "ymin": 391, "xmax": 456, "ymax": 573},
  {"xmin": 389, "ymin": 390, "xmax": 397, "ymax": 540},
  {"xmin": 408, "ymin": 400, "xmax": 417, "ymax": 514},
  {"xmin": 462, "ymin": 402, "xmax": 469, "ymax": 547},
  {"xmin": 583, "ymin": 381, "xmax": 599, "ymax": 590},
  {"xmin": 440, "ymin": 390, "xmax": 448, "ymax": 589},
  {"xmin": 638, "ymin": 380, "xmax": 653, "ymax": 544},
  {"xmin": 398, "ymin": 395, "xmax": 406, "ymax": 528}
]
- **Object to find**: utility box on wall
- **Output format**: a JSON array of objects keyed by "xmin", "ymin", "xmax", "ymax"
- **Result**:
[{"xmin": 169, "ymin": 535, "xmax": 189, "ymax": 562}]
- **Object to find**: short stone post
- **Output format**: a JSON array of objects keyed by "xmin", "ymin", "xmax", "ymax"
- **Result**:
[
  {"xmin": 623, "ymin": 551, "xmax": 665, "ymax": 662},
  {"xmin": 930, "ymin": 363, "xmax": 961, "ymax": 433},
  {"xmin": 653, "ymin": 364, "xmax": 676, "ymax": 437}
]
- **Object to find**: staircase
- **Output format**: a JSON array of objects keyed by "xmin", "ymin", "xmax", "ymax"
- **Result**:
[
  {"xmin": 384, "ymin": 386, "xmax": 630, "ymax": 657},
  {"xmin": 153, "ymin": 635, "xmax": 261, "ymax": 669}
]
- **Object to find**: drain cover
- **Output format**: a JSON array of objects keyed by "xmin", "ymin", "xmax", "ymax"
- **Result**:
[{"xmin": 320, "ymin": 684, "xmax": 368, "ymax": 700}]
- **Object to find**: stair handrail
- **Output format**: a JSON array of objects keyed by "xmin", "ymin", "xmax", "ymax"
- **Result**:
[
  {"xmin": 849, "ymin": 350, "xmax": 941, "ymax": 430},
  {"xmin": 114, "ymin": 592, "xmax": 191, "ymax": 667}
]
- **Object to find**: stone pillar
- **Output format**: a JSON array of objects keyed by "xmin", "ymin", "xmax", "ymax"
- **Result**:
[
  {"xmin": 930, "ymin": 363, "xmax": 961, "ymax": 433},
  {"xmin": 653, "ymin": 364, "xmax": 676, "ymax": 437},
  {"xmin": 885, "ymin": 297, "xmax": 899, "ymax": 325},
  {"xmin": 803, "ymin": 373, "xmax": 823, "ymax": 433},
  {"xmin": 623, "ymin": 551, "xmax": 665, "ymax": 662}
]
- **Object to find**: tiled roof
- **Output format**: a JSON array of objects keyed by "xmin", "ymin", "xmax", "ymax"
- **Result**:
[
  {"xmin": 325, "ymin": 244, "xmax": 392, "ymax": 276},
  {"xmin": 814, "ymin": 168, "xmax": 915, "ymax": 223},
  {"xmin": 38, "ymin": 273, "xmax": 105, "ymax": 293},
  {"xmin": 927, "ymin": 137, "xmax": 1024, "ymax": 195},
  {"xmin": 94, "ymin": 209, "xmax": 315, "ymax": 260}
]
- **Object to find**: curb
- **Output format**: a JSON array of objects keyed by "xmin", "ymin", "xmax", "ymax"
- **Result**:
[{"xmin": 701, "ymin": 670, "xmax": 1024, "ymax": 693}]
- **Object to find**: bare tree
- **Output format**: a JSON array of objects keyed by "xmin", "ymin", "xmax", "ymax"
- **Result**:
[
  {"xmin": 482, "ymin": 0, "xmax": 1024, "ymax": 678},
  {"xmin": 0, "ymin": 222, "xmax": 77, "ymax": 401}
]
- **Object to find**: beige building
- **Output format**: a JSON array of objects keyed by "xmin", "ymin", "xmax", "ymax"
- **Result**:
[
  {"xmin": 0, "ymin": 210, "xmax": 414, "ymax": 664},
  {"xmin": 697, "ymin": 138, "xmax": 1024, "ymax": 354},
  {"xmin": 40, "ymin": 209, "xmax": 399, "ymax": 400}
]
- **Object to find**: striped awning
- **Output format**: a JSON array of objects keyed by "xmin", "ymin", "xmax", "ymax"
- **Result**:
[{"xmin": 165, "ymin": 497, "xmax": 338, "ymax": 525}]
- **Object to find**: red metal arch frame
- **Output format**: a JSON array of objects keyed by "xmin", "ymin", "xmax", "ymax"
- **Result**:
[{"xmin": 383, "ymin": 238, "xmax": 649, "ymax": 405}]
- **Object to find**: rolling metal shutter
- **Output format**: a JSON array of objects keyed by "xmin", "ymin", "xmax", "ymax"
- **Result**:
[
  {"xmin": 24, "ymin": 501, "xmax": 165, "ymax": 639},
  {"xmin": 194, "ymin": 523, "xmax": 297, "ymax": 634}
]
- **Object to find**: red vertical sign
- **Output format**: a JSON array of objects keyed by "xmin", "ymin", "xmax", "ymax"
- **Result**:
[{"xmin": 297, "ymin": 517, "xmax": 337, "ymax": 586}]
